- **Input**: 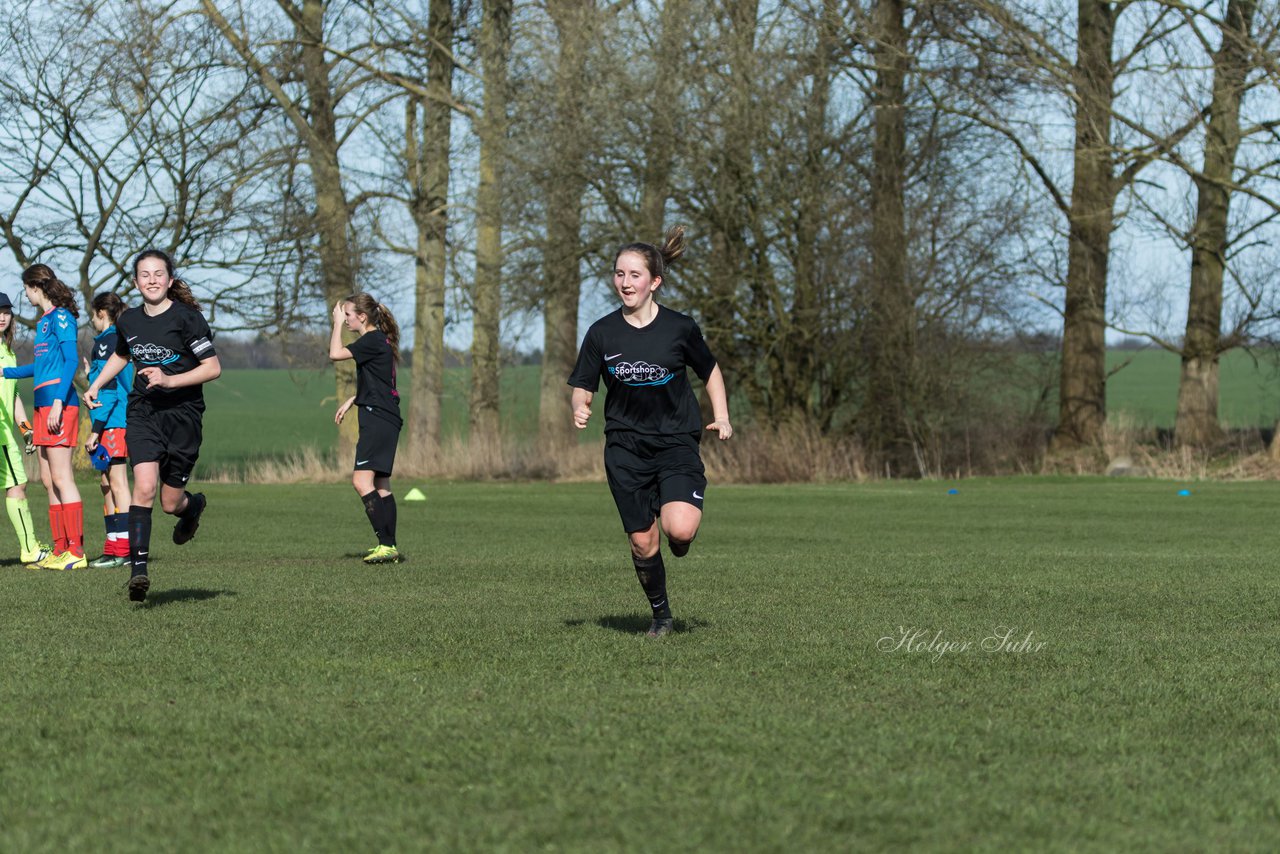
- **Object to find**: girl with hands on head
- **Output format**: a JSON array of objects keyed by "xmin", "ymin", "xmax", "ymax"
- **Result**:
[{"xmin": 329, "ymin": 293, "xmax": 405, "ymax": 565}]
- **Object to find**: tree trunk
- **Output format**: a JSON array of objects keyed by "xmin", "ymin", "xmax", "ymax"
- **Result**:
[
  {"xmin": 705, "ymin": 0, "xmax": 759, "ymax": 398},
  {"xmin": 1175, "ymin": 0, "xmax": 1255, "ymax": 447},
  {"xmin": 407, "ymin": 0, "xmax": 455, "ymax": 460},
  {"xmin": 470, "ymin": 0, "xmax": 512, "ymax": 448},
  {"xmin": 1055, "ymin": 0, "xmax": 1117, "ymax": 449},
  {"xmin": 637, "ymin": 0, "xmax": 686, "ymax": 239},
  {"xmin": 537, "ymin": 0, "xmax": 594, "ymax": 453},
  {"xmin": 864, "ymin": 0, "xmax": 914, "ymax": 470},
  {"xmin": 775, "ymin": 0, "xmax": 837, "ymax": 425},
  {"xmin": 201, "ymin": 0, "xmax": 360, "ymax": 452},
  {"xmin": 297, "ymin": 0, "xmax": 360, "ymax": 454}
]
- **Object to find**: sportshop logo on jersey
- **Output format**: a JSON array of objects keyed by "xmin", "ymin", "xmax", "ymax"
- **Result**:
[
  {"xmin": 132, "ymin": 342, "xmax": 180, "ymax": 366},
  {"xmin": 608, "ymin": 360, "xmax": 672, "ymax": 387}
]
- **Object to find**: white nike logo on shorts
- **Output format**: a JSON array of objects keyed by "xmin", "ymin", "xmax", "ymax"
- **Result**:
[
  {"xmin": 692, "ymin": 490, "xmax": 703, "ymax": 500},
  {"xmin": 356, "ymin": 459, "xmax": 371, "ymax": 465}
]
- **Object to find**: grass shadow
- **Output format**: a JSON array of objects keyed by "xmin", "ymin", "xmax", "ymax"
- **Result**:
[
  {"xmin": 140, "ymin": 588, "xmax": 237, "ymax": 608},
  {"xmin": 563, "ymin": 614, "xmax": 711, "ymax": 635}
]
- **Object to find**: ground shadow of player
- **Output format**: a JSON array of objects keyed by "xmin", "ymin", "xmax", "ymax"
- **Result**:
[
  {"xmin": 140, "ymin": 588, "xmax": 237, "ymax": 608},
  {"xmin": 563, "ymin": 614, "xmax": 710, "ymax": 634}
]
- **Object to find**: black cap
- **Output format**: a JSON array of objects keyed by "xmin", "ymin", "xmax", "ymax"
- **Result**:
[{"xmin": 0, "ymin": 292, "xmax": 11, "ymax": 310}]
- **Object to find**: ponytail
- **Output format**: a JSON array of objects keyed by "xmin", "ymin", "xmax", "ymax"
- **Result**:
[
  {"xmin": 613, "ymin": 224, "xmax": 687, "ymax": 282},
  {"xmin": 22, "ymin": 264, "xmax": 80, "ymax": 317},
  {"xmin": 91, "ymin": 291, "xmax": 128, "ymax": 322},
  {"xmin": 169, "ymin": 279, "xmax": 201, "ymax": 311},
  {"xmin": 345, "ymin": 293, "xmax": 401, "ymax": 362}
]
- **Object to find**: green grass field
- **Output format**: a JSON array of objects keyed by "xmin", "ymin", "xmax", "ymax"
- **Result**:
[{"xmin": 1, "ymin": 478, "xmax": 1277, "ymax": 850}]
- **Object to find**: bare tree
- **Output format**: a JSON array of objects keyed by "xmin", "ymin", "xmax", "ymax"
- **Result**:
[
  {"xmin": 537, "ymin": 0, "xmax": 599, "ymax": 452},
  {"xmin": 864, "ymin": 0, "xmax": 915, "ymax": 465},
  {"xmin": 402, "ymin": 0, "xmax": 457, "ymax": 457},
  {"xmin": 470, "ymin": 0, "xmax": 513, "ymax": 448},
  {"xmin": 1174, "ymin": 0, "xmax": 1258, "ymax": 445},
  {"xmin": 0, "ymin": 2, "xmax": 274, "ymax": 319},
  {"xmin": 199, "ymin": 0, "xmax": 367, "ymax": 447}
]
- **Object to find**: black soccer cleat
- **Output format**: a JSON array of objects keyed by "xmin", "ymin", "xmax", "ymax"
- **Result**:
[
  {"xmin": 173, "ymin": 493, "xmax": 206, "ymax": 545},
  {"xmin": 127, "ymin": 574, "xmax": 150, "ymax": 603},
  {"xmin": 646, "ymin": 617, "xmax": 674, "ymax": 638}
]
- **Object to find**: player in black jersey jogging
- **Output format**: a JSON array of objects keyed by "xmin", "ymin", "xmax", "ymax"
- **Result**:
[
  {"xmin": 568, "ymin": 227, "xmax": 732, "ymax": 638},
  {"xmin": 329, "ymin": 293, "xmax": 404, "ymax": 565},
  {"xmin": 84, "ymin": 250, "xmax": 221, "ymax": 603}
]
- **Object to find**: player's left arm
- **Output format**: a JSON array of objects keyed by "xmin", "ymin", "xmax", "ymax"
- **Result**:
[
  {"xmin": 684, "ymin": 320, "xmax": 731, "ymax": 440},
  {"xmin": 703, "ymin": 365, "xmax": 733, "ymax": 440}
]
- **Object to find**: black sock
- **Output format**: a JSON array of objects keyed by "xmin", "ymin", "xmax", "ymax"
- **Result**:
[
  {"xmin": 128, "ymin": 505, "xmax": 152, "ymax": 578},
  {"xmin": 632, "ymin": 553, "xmax": 670, "ymax": 619},
  {"xmin": 361, "ymin": 491, "xmax": 394, "ymax": 546},
  {"xmin": 177, "ymin": 491, "xmax": 200, "ymax": 518},
  {"xmin": 384, "ymin": 494, "xmax": 397, "ymax": 544}
]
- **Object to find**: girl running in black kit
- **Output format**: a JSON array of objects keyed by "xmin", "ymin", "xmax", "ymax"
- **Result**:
[
  {"xmin": 568, "ymin": 227, "xmax": 733, "ymax": 638},
  {"xmin": 84, "ymin": 250, "xmax": 221, "ymax": 602},
  {"xmin": 329, "ymin": 293, "xmax": 404, "ymax": 565}
]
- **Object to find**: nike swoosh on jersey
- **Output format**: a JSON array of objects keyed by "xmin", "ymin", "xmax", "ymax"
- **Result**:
[{"xmin": 605, "ymin": 353, "xmax": 622, "ymax": 360}]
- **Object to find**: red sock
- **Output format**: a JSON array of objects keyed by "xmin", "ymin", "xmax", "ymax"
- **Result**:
[
  {"xmin": 63, "ymin": 502, "xmax": 84, "ymax": 557},
  {"xmin": 50, "ymin": 504, "xmax": 67, "ymax": 555}
]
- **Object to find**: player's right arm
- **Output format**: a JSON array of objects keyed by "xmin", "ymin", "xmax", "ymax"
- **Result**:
[{"xmin": 330, "ymin": 302, "xmax": 354, "ymax": 362}]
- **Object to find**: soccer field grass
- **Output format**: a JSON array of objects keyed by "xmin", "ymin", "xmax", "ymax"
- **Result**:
[{"xmin": 1, "ymin": 478, "xmax": 1277, "ymax": 850}]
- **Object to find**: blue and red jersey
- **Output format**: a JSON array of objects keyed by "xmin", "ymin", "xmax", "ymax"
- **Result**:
[
  {"xmin": 3, "ymin": 307, "xmax": 79, "ymax": 409},
  {"xmin": 87, "ymin": 325, "xmax": 132, "ymax": 431}
]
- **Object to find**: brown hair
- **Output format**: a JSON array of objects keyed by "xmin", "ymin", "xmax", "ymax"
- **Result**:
[
  {"xmin": 91, "ymin": 291, "xmax": 127, "ymax": 323},
  {"xmin": 22, "ymin": 264, "xmax": 80, "ymax": 317},
  {"xmin": 612, "ymin": 225, "xmax": 686, "ymax": 283},
  {"xmin": 133, "ymin": 249, "xmax": 200, "ymax": 310},
  {"xmin": 344, "ymin": 293, "xmax": 401, "ymax": 362}
]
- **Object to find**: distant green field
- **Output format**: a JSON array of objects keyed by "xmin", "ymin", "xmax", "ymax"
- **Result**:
[
  {"xmin": 133, "ymin": 350, "xmax": 1280, "ymax": 476},
  {"xmin": 1105, "ymin": 349, "xmax": 1280, "ymax": 429},
  {"xmin": 198, "ymin": 364, "xmax": 591, "ymax": 475}
]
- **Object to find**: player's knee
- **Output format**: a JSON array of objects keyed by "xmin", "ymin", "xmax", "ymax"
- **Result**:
[
  {"xmin": 664, "ymin": 521, "xmax": 699, "ymax": 547},
  {"xmin": 629, "ymin": 534, "xmax": 659, "ymax": 560}
]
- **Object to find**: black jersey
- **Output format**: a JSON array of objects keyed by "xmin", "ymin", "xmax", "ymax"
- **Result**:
[
  {"xmin": 348, "ymin": 330, "xmax": 402, "ymax": 427},
  {"xmin": 568, "ymin": 306, "xmax": 717, "ymax": 436},
  {"xmin": 115, "ymin": 302, "xmax": 217, "ymax": 406}
]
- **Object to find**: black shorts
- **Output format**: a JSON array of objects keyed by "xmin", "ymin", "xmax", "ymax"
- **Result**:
[
  {"xmin": 604, "ymin": 431, "xmax": 707, "ymax": 533},
  {"xmin": 355, "ymin": 407, "xmax": 401, "ymax": 476},
  {"xmin": 127, "ymin": 398, "xmax": 204, "ymax": 488}
]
